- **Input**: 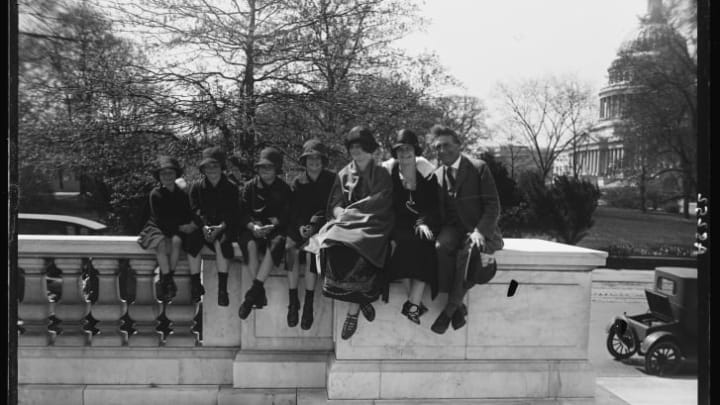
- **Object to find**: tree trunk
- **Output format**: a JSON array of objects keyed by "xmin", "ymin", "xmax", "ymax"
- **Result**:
[{"xmin": 639, "ymin": 165, "xmax": 647, "ymax": 213}]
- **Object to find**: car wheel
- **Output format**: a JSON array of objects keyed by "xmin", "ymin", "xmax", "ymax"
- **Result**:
[
  {"xmin": 645, "ymin": 340, "xmax": 682, "ymax": 376},
  {"xmin": 606, "ymin": 321, "xmax": 638, "ymax": 360}
]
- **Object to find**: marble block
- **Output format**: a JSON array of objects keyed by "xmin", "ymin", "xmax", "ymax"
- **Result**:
[
  {"xmin": 326, "ymin": 357, "xmax": 595, "ymax": 401},
  {"xmin": 233, "ymin": 351, "xmax": 329, "ymax": 388}
]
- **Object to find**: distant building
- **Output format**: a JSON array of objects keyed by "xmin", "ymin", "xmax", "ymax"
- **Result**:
[{"xmin": 556, "ymin": 0, "xmax": 691, "ymax": 189}]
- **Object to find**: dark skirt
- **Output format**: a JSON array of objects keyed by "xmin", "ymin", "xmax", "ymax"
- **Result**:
[
  {"xmin": 321, "ymin": 244, "xmax": 382, "ymax": 304},
  {"xmin": 388, "ymin": 227, "xmax": 439, "ymax": 298},
  {"xmin": 238, "ymin": 230, "xmax": 286, "ymax": 267},
  {"xmin": 184, "ymin": 229, "xmax": 234, "ymax": 259}
]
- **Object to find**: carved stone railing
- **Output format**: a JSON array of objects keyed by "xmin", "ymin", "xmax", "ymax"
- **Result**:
[{"xmin": 17, "ymin": 236, "xmax": 607, "ymax": 404}]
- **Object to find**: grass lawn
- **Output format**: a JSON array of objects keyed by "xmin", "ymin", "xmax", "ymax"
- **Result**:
[{"xmin": 577, "ymin": 206, "xmax": 696, "ymax": 255}]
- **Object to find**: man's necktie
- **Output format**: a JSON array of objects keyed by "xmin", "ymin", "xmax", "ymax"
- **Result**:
[{"xmin": 445, "ymin": 166, "xmax": 456, "ymax": 191}]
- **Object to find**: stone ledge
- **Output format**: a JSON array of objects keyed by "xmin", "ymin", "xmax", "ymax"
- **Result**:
[{"xmin": 234, "ymin": 351, "xmax": 331, "ymax": 389}]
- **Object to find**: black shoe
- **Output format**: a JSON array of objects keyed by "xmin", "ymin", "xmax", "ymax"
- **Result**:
[
  {"xmin": 191, "ymin": 279, "xmax": 205, "ymax": 303},
  {"xmin": 300, "ymin": 301, "xmax": 314, "ymax": 330},
  {"xmin": 341, "ymin": 313, "xmax": 359, "ymax": 340},
  {"xmin": 360, "ymin": 303, "xmax": 375, "ymax": 322},
  {"xmin": 431, "ymin": 312, "xmax": 452, "ymax": 334},
  {"xmin": 451, "ymin": 304, "xmax": 467, "ymax": 330},
  {"xmin": 238, "ymin": 283, "xmax": 264, "ymax": 319},
  {"xmin": 287, "ymin": 298, "xmax": 300, "ymax": 328},
  {"xmin": 155, "ymin": 275, "xmax": 168, "ymax": 303},
  {"xmin": 404, "ymin": 303, "xmax": 421, "ymax": 325},
  {"xmin": 402, "ymin": 300, "xmax": 429, "ymax": 318},
  {"xmin": 165, "ymin": 274, "xmax": 177, "ymax": 302},
  {"xmin": 218, "ymin": 290, "xmax": 229, "ymax": 307},
  {"xmin": 238, "ymin": 301, "xmax": 252, "ymax": 319}
]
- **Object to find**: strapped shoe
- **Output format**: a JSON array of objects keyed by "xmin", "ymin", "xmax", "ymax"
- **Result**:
[
  {"xmin": 341, "ymin": 313, "xmax": 359, "ymax": 340},
  {"xmin": 402, "ymin": 301, "xmax": 429, "ymax": 318},
  {"xmin": 431, "ymin": 311, "xmax": 452, "ymax": 334},
  {"xmin": 359, "ymin": 303, "xmax": 375, "ymax": 322},
  {"xmin": 404, "ymin": 303, "xmax": 421, "ymax": 325},
  {"xmin": 451, "ymin": 304, "xmax": 468, "ymax": 330}
]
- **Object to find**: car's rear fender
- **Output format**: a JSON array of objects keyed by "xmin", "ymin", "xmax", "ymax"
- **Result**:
[{"xmin": 641, "ymin": 331, "xmax": 677, "ymax": 354}]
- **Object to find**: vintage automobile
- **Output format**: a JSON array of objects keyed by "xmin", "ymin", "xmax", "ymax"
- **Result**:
[
  {"xmin": 605, "ymin": 267, "xmax": 697, "ymax": 376},
  {"xmin": 18, "ymin": 213, "xmax": 108, "ymax": 235}
]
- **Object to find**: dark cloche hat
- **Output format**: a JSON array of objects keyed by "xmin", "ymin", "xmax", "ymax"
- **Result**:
[
  {"xmin": 199, "ymin": 146, "xmax": 226, "ymax": 170},
  {"xmin": 344, "ymin": 126, "xmax": 379, "ymax": 153},
  {"xmin": 154, "ymin": 156, "xmax": 183, "ymax": 179},
  {"xmin": 299, "ymin": 138, "xmax": 329, "ymax": 166},
  {"xmin": 255, "ymin": 146, "xmax": 284, "ymax": 173},
  {"xmin": 391, "ymin": 129, "xmax": 423, "ymax": 158}
]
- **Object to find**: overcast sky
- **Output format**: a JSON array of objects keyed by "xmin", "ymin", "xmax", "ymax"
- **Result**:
[{"xmin": 397, "ymin": 0, "xmax": 649, "ymax": 106}]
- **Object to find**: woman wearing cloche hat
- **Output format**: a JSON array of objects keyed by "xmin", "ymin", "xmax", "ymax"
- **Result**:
[
  {"xmin": 283, "ymin": 138, "xmax": 335, "ymax": 330},
  {"xmin": 237, "ymin": 146, "xmax": 293, "ymax": 321},
  {"xmin": 314, "ymin": 126, "xmax": 395, "ymax": 340}
]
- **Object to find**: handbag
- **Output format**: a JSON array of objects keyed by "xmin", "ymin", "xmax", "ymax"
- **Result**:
[
  {"xmin": 137, "ymin": 218, "xmax": 165, "ymax": 250},
  {"xmin": 460, "ymin": 240, "xmax": 498, "ymax": 288}
]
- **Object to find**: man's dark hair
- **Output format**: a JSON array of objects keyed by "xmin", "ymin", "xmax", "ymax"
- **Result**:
[{"xmin": 428, "ymin": 124, "xmax": 461, "ymax": 145}]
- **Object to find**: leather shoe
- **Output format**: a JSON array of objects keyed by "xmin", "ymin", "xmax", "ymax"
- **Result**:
[
  {"xmin": 451, "ymin": 304, "xmax": 467, "ymax": 330},
  {"xmin": 287, "ymin": 301, "xmax": 300, "ymax": 327},
  {"xmin": 341, "ymin": 313, "xmax": 359, "ymax": 340},
  {"xmin": 301, "ymin": 302, "xmax": 314, "ymax": 330},
  {"xmin": 360, "ymin": 303, "xmax": 375, "ymax": 322},
  {"xmin": 238, "ymin": 301, "xmax": 252, "ymax": 319},
  {"xmin": 431, "ymin": 312, "xmax": 452, "ymax": 334},
  {"xmin": 191, "ymin": 280, "xmax": 205, "ymax": 303},
  {"xmin": 217, "ymin": 291, "xmax": 229, "ymax": 307}
]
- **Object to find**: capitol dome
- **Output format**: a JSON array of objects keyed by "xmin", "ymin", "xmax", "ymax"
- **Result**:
[{"xmin": 617, "ymin": 0, "xmax": 687, "ymax": 54}]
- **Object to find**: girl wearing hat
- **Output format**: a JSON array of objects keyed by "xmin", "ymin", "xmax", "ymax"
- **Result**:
[
  {"xmin": 315, "ymin": 126, "xmax": 395, "ymax": 340},
  {"xmin": 237, "ymin": 146, "xmax": 293, "ymax": 320},
  {"xmin": 284, "ymin": 139, "xmax": 336, "ymax": 329},
  {"xmin": 226, "ymin": 154, "xmax": 254, "ymax": 192},
  {"xmin": 186, "ymin": 146, "xmax": 241, "ymax": 307},
  {"xmin": 385, "ymin": 129, "xmax": 440, "ymax": 324},
  {"xmin": 145, "ymin": 156, "xmax": 199, "ymax": 302}
]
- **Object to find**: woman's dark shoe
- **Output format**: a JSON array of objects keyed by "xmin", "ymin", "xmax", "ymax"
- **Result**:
[
  {"xmin": 300, "ymin": 299, "xmax": 314, "ymax": 330},
  {"xmin": 190, "ymin": 278, "xmax": 205, "ymax": 303},
  {"xmin": 404, "ymin": 303, "xmax": 421, "ymax": 325},
  {"xmin": 238, "ymin": 283, "xmax": 264, "ymax": 320},
  {"xmin": 402, "ymin": 301, "xmax": 429, "ymax": 318},
  {"xmin": 217, "ymin": 290, "xmax": 229, "ymax": 307},
  {"xmin": 287, "ymin": 298, "xmax": 300, "ymax": 327},
  {"xmin": 164, "ymin": 274, "xmax": 177, "ymax": 302},
  {"xmin": 451, "ymin": 304, "xmax": 467, "ymax": 330},
  {"xmin": 341, "ymin": 313, "xmax": 359, "ymax": 340},
  {"xmin": 359, "ymin": 303, "xmax": 375, "ymax": 322},
  {"xmin": 431, "ymin": 311, "xmax": 452, "ymax": 334}
]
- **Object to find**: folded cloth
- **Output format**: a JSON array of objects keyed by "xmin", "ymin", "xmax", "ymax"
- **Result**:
[{"xmin": 137, "ymin": 219, "xmax": 165, "ymax": 250}]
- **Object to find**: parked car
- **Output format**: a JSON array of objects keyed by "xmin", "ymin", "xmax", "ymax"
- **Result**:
[
  {"xmin": 18, "ymin": 213, "xmax": 108, "ymax": 235},
  {"xmin": 605, "ymin": 267, "xmax": 697, "ymax": 376}
]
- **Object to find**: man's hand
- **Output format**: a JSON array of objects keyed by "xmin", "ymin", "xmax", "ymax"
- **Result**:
[
  {"xmin": 299, "ymin": 225, "xmax": 313, "ymax": 239},
  {"xmin": 415, "ymin": 224, "xmax": 434, "ymax": 240},
  {"xmin": 469, "ymin": 229, "xmax": 485, "ymax": 249},
  {"xmin": 268, "ymin": 217, "xmax": 280, "ymax": 226},
  {"xmin": 332, "ymin": 206, "xmax": 345, "ymax": 219}
]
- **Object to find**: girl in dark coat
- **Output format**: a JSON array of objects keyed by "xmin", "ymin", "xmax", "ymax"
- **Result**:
[
  {"xmin": 385, "ymin": 130, "xmax": 440, "ymax": 325},
  {"xmin": 315, "ymin": 126, "xmax": 395, "ymax": 340},
  {"xmin": 145, "ymin": 156, "xmax": 199, "ymax": 303},
  {"xmin": 285, "ymin": 139, "xmax": 335, "ymax": 329},
  {"xmin": 186, "ymin": 147, "xmax": 241, "ymax": 307},
  {"xmin": 237, "ymin": 147, "xmax": 293, "ymax": 320}
]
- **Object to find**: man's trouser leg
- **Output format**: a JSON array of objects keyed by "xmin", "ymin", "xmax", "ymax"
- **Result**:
[{"xmin": 436, "ymin": 224, "xmax": 466, "ymax": 316}]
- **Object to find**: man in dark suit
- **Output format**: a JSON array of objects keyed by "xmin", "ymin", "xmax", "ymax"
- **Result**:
[{"xmin": 429, "ymin": 125, "xmax": 504, "ymax": 334}]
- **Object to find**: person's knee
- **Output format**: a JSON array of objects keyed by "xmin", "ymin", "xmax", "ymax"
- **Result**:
[{"xmin": 171, "ymin": 235, "xmax": 182, "ymax": 248}]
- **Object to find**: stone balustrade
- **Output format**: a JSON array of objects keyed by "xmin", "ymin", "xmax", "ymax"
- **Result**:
[{"xmin": 16, "ymin": 235, "xmax": 606, "ymax": 405}]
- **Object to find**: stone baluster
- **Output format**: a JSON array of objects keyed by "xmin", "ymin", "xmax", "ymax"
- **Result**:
[
  {"xmin": 18, "ymin": 258, "xmax": 49, "ymax": 346},
  {"xmin": 89, "ymin": 258, "xmax": 125, "ymax": 346},
  {"xmin": 163, "ymin": 259, "xmax": 199, "ymax": 347},
  {"xmin": 50, "ymin": 258, "xmax": 87, "ymax": 346},
  {"xmin": 126, "ymin": 259, "xmax": 162, "ymax": 346}
]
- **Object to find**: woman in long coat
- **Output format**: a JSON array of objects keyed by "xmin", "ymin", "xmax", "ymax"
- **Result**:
[
  {"xmin": 316, "ymin": 126, "xmax": 395, "ymax": 340},
  {"xmin": 385, "ymin": 129, "xmax": 440, "ymax": 324}
]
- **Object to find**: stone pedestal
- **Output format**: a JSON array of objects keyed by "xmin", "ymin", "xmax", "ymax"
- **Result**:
[{"xmin": 327, "ymin": 239, "xmax": 606, "ymax": 403}]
